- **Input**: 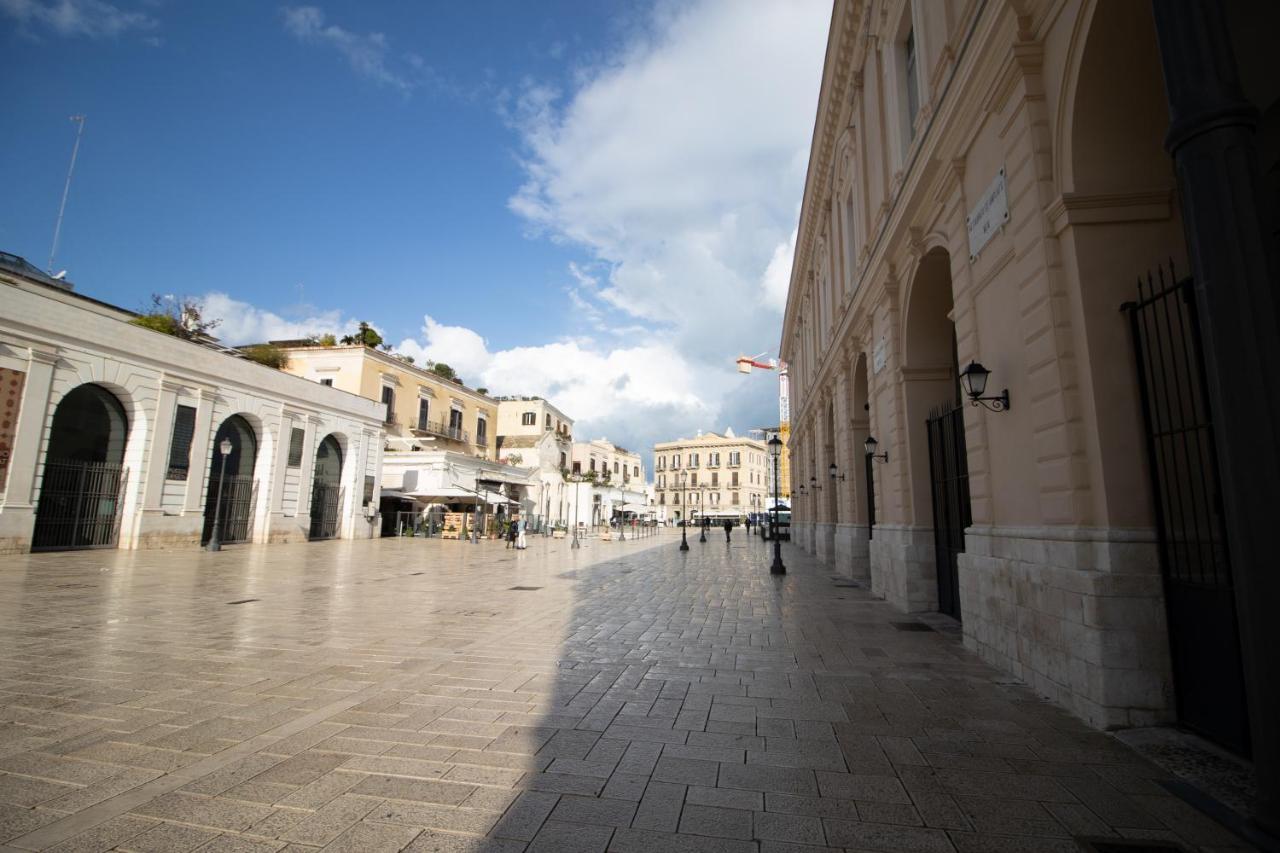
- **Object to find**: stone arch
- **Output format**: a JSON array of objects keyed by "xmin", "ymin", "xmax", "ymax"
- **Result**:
[
  {"xmin": 202, "ymin": 413, "xmax": 261, "ymax": 546},
  {"xmin": 1059, "ymin": 0, "xmax": 1185, "ymax": 529},
  {"xmin": 309, "ymin": 432, "xmax": 346, "ymax": 540},
  {"xmin": 32, "ymin": 383, "xmax": 131, "ymax": 550}
]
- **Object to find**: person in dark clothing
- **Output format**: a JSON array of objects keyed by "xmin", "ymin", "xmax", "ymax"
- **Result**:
[
  {"xmin": 506, "ymin": 515, "xmax": 518, "ymax": 549},
  {"xmin": 723, "ymin": 518, "xmax": 732, "ymax": 541}
]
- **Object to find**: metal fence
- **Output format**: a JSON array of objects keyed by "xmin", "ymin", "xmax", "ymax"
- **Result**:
[{"xmin": 32, "ymin": 460, "xmax": 128, "ymax": 551}]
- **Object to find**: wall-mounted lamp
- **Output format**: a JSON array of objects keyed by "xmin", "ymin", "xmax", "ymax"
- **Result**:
[
  {"xmin": 960, "ymin": 361, "xmax": 1010, "ymax": 412},
  {"xmin": 863, "ymin": 436, "xmax": 889, "ymax": 463},
  {"xmin": 797, "ymin": 484, "xmax": 808, "ymax": 496},
  {"xmin": 809, "ymin": 475, "xmax": 822, "ymax": 491},
  {"xmin": 829, "ymin": 462, "xmax": 845, "ymax": 482}
]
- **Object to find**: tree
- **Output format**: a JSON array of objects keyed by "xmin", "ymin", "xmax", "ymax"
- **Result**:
[
  {"xmin": 307, "ymin": 332, "xmax": 337, "ymax": 347},
  {"xmin": 476, "ymin": 387, "xmax": 489, "ymax": 395},
  {"xmin": 430, "ymin": 362, "xmax": 457, "ymax": 381},
  {"xmin": 242, "ymin": 344, "xmax": 289, "ymax": 369},
  {"xmin": 393, "ymin": 353, "xmax": 415, "ymax": 365},
  {"xmin": 129, "ymin": 294, "xmax": 220, "ymax": 340},
  {"xmin": 340, "ymin": 322, "xmax": 383, "ymax": 348}
]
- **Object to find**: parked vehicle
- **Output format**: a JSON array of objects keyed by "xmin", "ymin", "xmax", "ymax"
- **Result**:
[{"xmin": 760, "ymin": 509, "xmax": 791, "ymax": 541}]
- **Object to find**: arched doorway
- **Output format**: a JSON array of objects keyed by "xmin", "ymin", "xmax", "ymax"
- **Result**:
[
  {"xmin": 309, "ymin": 434, "xmax": 343, "ymax": 540},
  {"xmin": 32, "ymin": 383, "xmax": 130, "ymax": 550},
  {"xmin": 903, "ymin": 248, "xmax": 969, "ymax": 618},
  {"xmin": 202, "ymin": 415, "xmax": 258, "ymax": 545}
]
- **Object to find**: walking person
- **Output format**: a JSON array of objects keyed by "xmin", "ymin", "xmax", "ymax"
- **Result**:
[
  {"xmin": 506, "ymin": 515, "xmax": 518, "ymax": 549},
  {"xmin": 517, "ymin": 515, "xmax": 527, "ymax": 550},
  {"xmin": 723, "ymin": 518, "xmax": 733, "ymax": 542}
]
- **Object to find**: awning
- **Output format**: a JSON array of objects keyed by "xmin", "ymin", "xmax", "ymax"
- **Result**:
[{"xmin": 404, "ymin": 486, "xmax": 479, "ymax": 501}]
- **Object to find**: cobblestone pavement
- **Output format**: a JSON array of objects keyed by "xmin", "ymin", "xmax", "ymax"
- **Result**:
[{"xmin": 0, "ymin": 531, "xmax": 1251, "ymax": 852}]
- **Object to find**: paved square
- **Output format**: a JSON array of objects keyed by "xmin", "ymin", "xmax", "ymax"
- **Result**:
[{"xmin": 0, "ymin": 533, "xmax": 1250, "ymax": 851}]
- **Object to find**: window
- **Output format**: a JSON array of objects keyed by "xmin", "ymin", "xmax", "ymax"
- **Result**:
[
  {"xmin": 166, "ymin": 405, "xmax": 197, "ymax": 479},
  {"xmin": 613, "ymin": 461, "xmax": 619, "ymax": 474},
  {"xmin": 729, "ymin": 451, "xmax": 741, "ymax": 466},
  {"xmin": 691, "ymin": 473, "xmax": 698, "ymax": 487},
  {"xmin": 633, "ymin": 465, "xmax": 639, "ymax": 477},
  {"xmin": 673, "ymin": 493, "xmax": 680, "ymax": 505},
  {"xmin": 711, "ymin": 472, "xmax": 719, "ymax": 487},
  {"xmin": 904, "ymin": 28, "xmax": 919, "ymax": 140},
  {"xmin": 363, "ymin": 475, "xmax": 376, "ymax": 506},
  {"xmin": 476, "ymin": 416, "xmax": 488, "ymax": 446},
  {"xmin": 690, "ymin": 452, "xmax": 699, "ymax": 467},
  {"xmin": 287, "ymin": 427, "xmax": 305, "ymax": 468},
  {"xmin": 732, "ymin": 492, "xmax": 740, "ymax": 506},
  {"xmin": 319, "ymin": 377, "xmax": 333, "ymax": 387},
  {"xmin": 545, "ymin": 413, "xmax": 552, "ymax": 429},
  {"xmin": 659, "ymin": 493, "xmax": 665, "ymax": 505},
  {"xmin": 710, "ymin": 492, "xmax": 719, "ymax": 505},
  {"xmin": 560, "ymin": 452, "xmax": 567, "ymax": 469},
  {"xmin": 573, "ymin": 461, "xmax": 582, "ymax": 474},
  {"xmin": 449, "ymin": 408, "xmax": 463, "ymax": 433},
  {"xmin": 381, "ymin": 386, "xmax": 396, "ymax": 423},
  {"xmin": 590, "ymin": 459, "xmax": 597, "ymax": 472},
  {"xmin": 417, "ymin": 399, "xmax": 429, "ymax": 431},
  {"xmin": 522, "ymin": 411, "xmax": 536, "ymax": 426},
  {"xmin": 731, "ymin": 472, "xmax": 739, "ymax": 487},
  {"xmin": 673, "ymin": 454, "xmax": 681, "ymax": 468}
]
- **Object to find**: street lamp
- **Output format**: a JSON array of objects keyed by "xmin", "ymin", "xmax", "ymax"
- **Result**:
[
  {"xmin": 959, "ymin": 361, "xmax": 1011, "ymax": 412},
  {"xmin": 767, "ymin": 435, "xmax": 785, "ymax": 575},
  {"xmin": 697, "ymin": 482, "xmax": 707, "ymax": 543},
  {"xmin": 206, "ymin": 436, "xmax": 233, "ymax": 552},
  {"xmin": 569, "ymin": 472, "xmax": 583, "ymax": 549},
  {"xmin": 678, "ymin": 471, "xmax": 689, "ymax": 551}
]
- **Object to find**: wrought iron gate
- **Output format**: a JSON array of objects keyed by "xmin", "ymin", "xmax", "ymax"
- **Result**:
[
  {"xmin": 926, "ymin": 402, "xmax": 970, "ymax": 619},
  {"xmin": 309, "ymin": 481, "xmax": 342, "ymax": 540},
  {"xmin": 32, "ymin": 461, "xmax": 128, "ymax": 551},
  {"xmin": 202, "ymin": 475, "xmax": 257, "ymax": 545},
  {"xmin": 1123, "ymin": 266, "xmax": 1249, "ymax": 755}
]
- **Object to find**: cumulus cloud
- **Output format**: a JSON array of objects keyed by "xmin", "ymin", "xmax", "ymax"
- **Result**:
[
  {"xmin": 0, "ymin": 0, "xmax": 157, "ymax": 38},
  {"xmin": 497, "ymin": 0, "xmax": 829, "ymax": 448},
  {"xmin": 282, "ymin": 5, "xmax": 417, "ymax": 92},
  {"xmin": 197, "ymin": 292, "xmax": 357, "ymax": 346}
]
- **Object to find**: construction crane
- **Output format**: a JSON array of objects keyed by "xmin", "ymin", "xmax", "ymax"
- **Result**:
[
  {"xmin": 735, "ymin": 351, "xmax": 778, "ymax": 373},
  {"xmin": 734, "ymin": 351, "xmax": 791, "ymax": 502}
]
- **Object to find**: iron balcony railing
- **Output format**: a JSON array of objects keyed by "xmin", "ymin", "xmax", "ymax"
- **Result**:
[{"xmin": 412, "ymin": 420, "xmax": 471, "ymax": 444}]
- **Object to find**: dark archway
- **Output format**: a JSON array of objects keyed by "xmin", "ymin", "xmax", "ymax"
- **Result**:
[
  {"xmin": 309, "ymin": 433, "xmax": 344, "ymax": 540},
  {"xmin": 33, "ymin": 383, "xmax": 130, "ymax": 550},
  {"xmin": 202, "ymin": 415, "xmax": 259, "ymax": 545},
  {"xmin": 902, "ymin": 247, "xmax": 968, "ymax": 618}
]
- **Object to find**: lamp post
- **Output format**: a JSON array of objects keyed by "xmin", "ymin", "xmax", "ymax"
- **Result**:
[
  {"xmin": 471, "ymin": 472, "xmax": 481, "ymax": 544},
  {"xmin": 768, "ymin": 435, "xmax": 785, "ymax": 574},
  {"xmin": 678, "ymin": 471, "xmax": 689, "ymax": 551},
  {"xmin": 698, "ymin": 483, "xmax": 707, "ymax": 543},
  {"xmin": 206, "ymin": 436, "xmax": 233, "ymax": 552},
  {"xmin": 569, "ymin": 472, "xmax": 583, "ymax": 549}
]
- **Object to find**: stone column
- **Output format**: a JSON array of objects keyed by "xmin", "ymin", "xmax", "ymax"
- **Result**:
[
  {"xmin": 183, "ymin": 388, "xmax": 216, "ymax": 514},
  {"xmin": 1152, "ymin": 0, "xmax": 1280, "ymax": 832},
  {"xmin": 2, "ymin": 347, "xmax": 56, "ymax": 511},
  {"xmin": 141, "ymin": 379, "xmax": 180, "ymax": 513}
]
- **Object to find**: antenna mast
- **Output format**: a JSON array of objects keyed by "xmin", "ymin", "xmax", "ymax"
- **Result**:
[{"xmin": 48, "ymin": 114, "xmax": 86, "ymax": 274}]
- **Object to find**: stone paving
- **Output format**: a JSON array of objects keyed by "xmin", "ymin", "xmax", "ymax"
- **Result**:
[{"xmin": 0, "ymin": 530, "xmax": 1252, "ymax": 852}]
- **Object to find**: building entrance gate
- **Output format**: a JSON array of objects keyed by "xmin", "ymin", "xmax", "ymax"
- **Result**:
[
  {"xmin": 926, "ymin": 402, "xmax": 970, "ymax": 620},
  {"xmin": 32, "ymin": 461, "xmax": 128, "ymax": 550},
  {"xmin": 1124, "ymin": 266, "xmax": 1250, "ymax": 756},
  {"xmin": 309, "ymin": 482, "xmax": 341, "ymax": 540}
]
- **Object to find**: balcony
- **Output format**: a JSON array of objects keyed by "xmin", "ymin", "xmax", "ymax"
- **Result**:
[{"xmin": 411, "ymin": 420, "xmax": 470, "ymax": 444}]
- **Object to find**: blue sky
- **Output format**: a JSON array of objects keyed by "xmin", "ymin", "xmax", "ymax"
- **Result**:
[{"xmin": 1, "ymin": 0, "xmax": 830, "ymax": 457}]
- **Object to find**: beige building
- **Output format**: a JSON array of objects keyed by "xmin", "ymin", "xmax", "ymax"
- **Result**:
[
  {"xmin": 495, "ymin": 396, "xmax": 574, "ymax": 451},
  {"xmin": 780, "ymin": 0, "xmax": 1279, "ymax": 803},
  {"xmin": 278, "ymin": 345, "xmax": 495, "ymax": 460},
  {"xmin": 652, "ymin": 430, "xmax": 768, "ymax": 522},
  {"xmin": 571, "ymin": 438, "xmax": 642, "ymax": 484}
]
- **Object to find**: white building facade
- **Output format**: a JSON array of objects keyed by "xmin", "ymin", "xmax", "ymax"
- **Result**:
[{"xmin": 0, "ymin": 256, "xmax": 385, "ymax": 553}]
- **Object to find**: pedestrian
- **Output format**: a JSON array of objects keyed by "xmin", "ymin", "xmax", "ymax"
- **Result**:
[
  {"xmin": 745, "ymin": 516, "xmax": 752, "ymax": 535},
  {"xmin": 517, "ymin": 516, "xmax": 527, "ymax": 550},
  {"xmin": 723, "ymin": 518, "xmax": 732, "ymax": 542},
  {"xmin": 506, "ymin": 515, "xmax": 518, "ymax": 549}
]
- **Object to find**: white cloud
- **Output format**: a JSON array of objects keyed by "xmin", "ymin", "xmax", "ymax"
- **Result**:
[
  {"xmin": 761, "ymin": 226, "xmax": 798, "ymax": 314},
  {"xmin": 197, "ymin": 292, "xmax": 357, "ymax": 346},
  {"xmin": 497, "ymin": 0, "xmax": 829, "ymax": 448},
  {"xmin": 0, "ymin": 0, "xmax": 157, "ymax": 38},
  {"xmin": 282, "ymin": 5, "xmax": 415, "ymax": 92}
]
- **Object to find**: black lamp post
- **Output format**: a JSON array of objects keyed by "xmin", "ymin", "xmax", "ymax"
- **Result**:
[
  {"xmin": 768, "ymin": 435, "xmax": 785, "ymax": 575},
  {"xmin": 570, "ymin": 472, "xmax": 582, "ymax": 549},
  {"xmin": 698, "ymin": 483, "xmax": 707, "ymax": 543},
  {"xmin": 959, "ymin": 361, "xmax": 1010, "ymax": 412},
  {"xmin": 678, "ymin": 471, "xmax": 689, "ymax": 551},
  {"xmin": 206, "ymin": 436, "xmax": 233, "ymax": 552}
]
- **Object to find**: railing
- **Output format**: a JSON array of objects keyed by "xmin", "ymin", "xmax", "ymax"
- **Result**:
[{"xmin": 412, "ymin": 420, "xmax": 470, "ymax": 443}]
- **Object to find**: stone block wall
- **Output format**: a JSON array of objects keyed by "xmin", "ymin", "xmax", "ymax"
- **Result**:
[
  {"xmin": 833, "ymin": 523, "xmax": 870, "ymax": 580},
  {"xmin": 867, "ymin": 525, "xmax": 936, "ymax": 612},
  {"xmin": 960, "ymin": 526, "xmax": 1173, "ymax": 729}
]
